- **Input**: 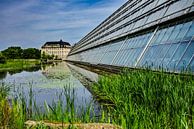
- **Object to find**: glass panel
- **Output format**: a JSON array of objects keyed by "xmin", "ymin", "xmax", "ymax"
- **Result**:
[
  {"xmin": 100, "ymin": 41, "xmax": 124, "ymax": 65},
  {"xmin": 142, "ymin": 1, "xmax": 156, "ymax": 14},
  {"xmin": 124, "ymin": 49, "xmax": 135, "ymax": 66},
  {"xmin": 150, "ymin": 30, "xmax": 161, "ymax": 45},
  {"xmin": 128, "ymin": 48, "xmax": 142, "ymax": 67},
  {"xmin": 113, "ymin": 39, "xmax": 131, "ymax": 64},
  {"xmin": 176, "ymin": 21, "xmax": 192, "ymax": 41},
  {"xmin": 126, "ymin": 38, "xmax": 134, "ymax": 49},
  {"xmin": 139, "ymin": 46, "xmax": 155, "ymax": 67},
  {"xmin": 188, "ymin": 58, "xmax": 194, "ymax": 72},
  {"xmin": 130, "ymin": 37, "xmax": 138, "ymax": 48},
  {"xmin": 99, "ymin": 45, "xmax": 111, "ymax": 63},
  {"xmin": 156, "ymin": 0, "xmax": 167, "ymax": 6},
  {"xmin": 154, "ymin": 44, "xmax": 170, "ymax": 69},
  {"xmin": 142, "ymin": 33, "xmax": 152, "ymax": 46},
  {"xmin": 164, "ymin": 1, "xmax": 187, "ymax": 17},
  {"xmin": 177, "ymin": 41, "xmax": 194, "ymax": 71},
  {"xmin": 140, "ymin": 16, "xmax": 149, "ymax": 26},
  {"xmin": 101, "ymin": 52, "xmax": 112, "ymax": 64},
  {"xmin": 167, "ymin": 42, "xmax": 189, "ymax": 70},
  {"xmin": 153, "ymin": 28, "xmax": 167, "ymax": 45},
  {"xmin": 184, "ymin": 22, "xmax": 194, "ymax": 41},
  {"xmin": 160, "ymin": 43, "xmax": 179, "ymax": 68},
  {"xmin": 146, "ymin": 8, "xmax": 166, "ymax": 24},
  {"xmin": 149, "ymin": 45, "xmax": 164, "ymax": 68},
  {"xmin": 168, "ymin": 23, "xmax": 183, "ymax": 43},
  {"xmin": 116, "ymin": 50, "xmax": 131, "ymax": 66},
  {"xmin": 160, "ymin": 26, "xmax": 174, "ymax": 44}
]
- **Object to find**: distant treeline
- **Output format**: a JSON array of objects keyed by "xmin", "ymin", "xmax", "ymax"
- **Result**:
[{"xmin": 0, "ymin": 47, "xmax": 41, "ymax": 63}]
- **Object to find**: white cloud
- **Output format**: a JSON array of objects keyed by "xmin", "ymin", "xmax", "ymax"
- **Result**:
[{"xmin": 0, "ymin": 0, "xmax": 127, "ymax": 50}]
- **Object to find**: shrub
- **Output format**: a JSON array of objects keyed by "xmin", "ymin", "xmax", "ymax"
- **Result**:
[{"xmin": 0, "ymin": 53, "xmax": 6, "ymax": 64}]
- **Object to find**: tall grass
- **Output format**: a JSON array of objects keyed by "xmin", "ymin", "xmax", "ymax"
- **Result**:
[
  {"xmin": 92, "ymin": 69, "xmax": 194, "ymax": 129},
  {"xmin": 34, "ymin": 87, "xmax": 97, "ymax": 125},
  {"xmin": 0, "ymin": 83, "xmax": 108, "ymax": 128},
  {"xmin": 0, "ymin": 82, "xmax": 26, "ymax": 128},
  {"xmin": 1, "ymin": 69, "xmax": 193, "ymax": 128}
]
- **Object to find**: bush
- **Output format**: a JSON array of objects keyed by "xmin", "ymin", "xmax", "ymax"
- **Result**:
[
  {"xmin": 92, "ymin": 70, "xmax": 194, "ymax": 129},
  {"xmin": 0, "ymin": 53, "xmax": 6, "ymax": 64}
]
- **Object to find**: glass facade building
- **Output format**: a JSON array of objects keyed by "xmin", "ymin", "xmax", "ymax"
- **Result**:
[{"xmin": 67, "ymin": 0, "xmax": 194, "ymax": 73}]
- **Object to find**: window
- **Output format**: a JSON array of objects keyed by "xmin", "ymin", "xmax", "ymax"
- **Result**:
[
  {"xmin": 168, "ymin": 23, "xmax": 183, "ymax": 43},
  {"xmin": 176, "ymin": 21, "xmax": 192, "ymax": 41},
  {"xmin": 160, "ymin": 26, "xmax": 174, "ymax": 44},
  {"xmin": 188, "ymin": 58, "xmax": 194, "ymax": 72},
  {"xmin": 177, "ymin": 41, "xmax": 194, "ymax": 71},
  {"xmin": 184, "ymin": 21, "xmax": 194, "ymax": 41},
  {"xmin": 153, "ymin": 28, "xmax": 167, "ymax": 45},
  {"xmin": 126, "ymin": 48, "xmax": 143, "ymax": 67},
  {"xmin": 146, "ymin": 8, "xmax": 166, "ymax": 24},
  {"xmin": 164, "ymin": 1, "xmax": 187, "ymax": 17},
  {"xmin": 167, "ymin": 41, "xmax": 189, "ymax": 70},
  {"xmin": 160, "ymin": 43, "xmax": 179, "ymax": 68}
]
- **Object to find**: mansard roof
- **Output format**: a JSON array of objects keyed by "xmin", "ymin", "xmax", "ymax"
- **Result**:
[{"xmin": 42, "ymin": 40, "xmax": 71, "ymax": 48}]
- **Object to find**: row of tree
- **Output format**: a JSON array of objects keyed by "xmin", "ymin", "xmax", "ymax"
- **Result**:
[{"xmin": 1, "ymin": 47, "xmax": 41, "ymax": 59}]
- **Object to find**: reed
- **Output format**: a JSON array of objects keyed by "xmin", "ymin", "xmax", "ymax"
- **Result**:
[
  {"xmin": 92, "ymin": 69, "xmax": 194, "ymax": 129},
  {"xmin": 1, "ymin": 69, "xmax": 193, "ymax": 129},
  {"xmin": 0, "ymin": 83, "xmax": 105, "ymax": 129}
]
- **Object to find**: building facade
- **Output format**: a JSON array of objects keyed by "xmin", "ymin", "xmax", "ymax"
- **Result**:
[
  {"xmin": 41, "ymin": 40, "xmax": 71, "ymax": 60},
  {"xmin": 67, "ymin": 0, "xmax": 194, "ymax": 73}
]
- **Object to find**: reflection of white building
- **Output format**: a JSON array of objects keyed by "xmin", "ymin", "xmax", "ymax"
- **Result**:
[
  {"xmin": 42, "ymin": 62, "xmax": 71, "ymax": 79},
  {"xmin": 41, "ymin": 40, "xmax": 71, "ymax": 60}
]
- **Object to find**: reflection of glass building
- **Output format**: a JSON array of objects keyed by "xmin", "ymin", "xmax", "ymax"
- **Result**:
[{"xmin": 67, "ymin": 1, "xmax": 194, "ymax": 73}]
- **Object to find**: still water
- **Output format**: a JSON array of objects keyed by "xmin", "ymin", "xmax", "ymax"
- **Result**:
[{"xmin": 0, "ymin": 62, "xmax": 99, "ymax": 111}]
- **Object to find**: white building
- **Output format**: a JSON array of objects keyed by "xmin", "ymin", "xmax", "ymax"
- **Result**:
[{"xmin": 41, "ymin": 40, "xmax": 71, "ymax": 60}]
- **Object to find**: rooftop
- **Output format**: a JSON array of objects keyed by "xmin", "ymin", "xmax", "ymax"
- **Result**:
[{"xmin": 42, "ymin": 40, "xmax": 71, "ymax": 48}]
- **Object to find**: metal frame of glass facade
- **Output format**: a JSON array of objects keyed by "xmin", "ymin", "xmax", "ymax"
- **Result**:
[{"xmin": 67, "ymin": 0, "xmax": 194, "ymax": 73}]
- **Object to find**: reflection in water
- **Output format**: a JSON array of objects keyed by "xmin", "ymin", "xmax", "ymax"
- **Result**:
[
  {"xmin": 0, "ymin": 71, "xmax": 7, "ymax": 80},
  {"xmin": 0, "ymin": 62, "xmax": 99, "ymax": 112},
  {"xmin": 67, "ymin": 63, "xmax": 98, "ymax": 83},
  {"xmin": 42, "ymin": 62, "xmax": 71, "ymax": 80},
  {"xmin": 0, "ymin": 66, "xmax": 41, "ymax": 79}
]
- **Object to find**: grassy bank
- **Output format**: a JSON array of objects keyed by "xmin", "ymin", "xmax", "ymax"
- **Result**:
[
  {"xmin": 0, "ymin": 59, "xmax": 40, "ymax": 71},
  {"xmin": 0, "ymin": 69, "xmax": 194, "ymax": 128},
  {"xmin": 0, "ymin": 82, "xmax": 112, "ymax": 129},
  {"xmin": 92, "ymin": 70, "xmax": 194, "ymax": 129}
]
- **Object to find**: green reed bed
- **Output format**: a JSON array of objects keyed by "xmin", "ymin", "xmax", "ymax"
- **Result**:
[
  {"xmin": 0, "ymin": 59, "xmax": 40, "ymax": 71},
  {"xmin": 92, "ymin": 69, "xmax": 194, "ymax": 129},
  {"xmin": 0, "ymin": 82, "xmax": 27, "ymax": 128},
  {"xmin": 1, "ymin": 70, "xmax": 194, "ymax": 129},
  {"xmin": 0, "ymin": 82, "xmax": 110, "ymax": 129},
  {"xmin": 32, "ymin": 87, "xmax": 97, "ymax": 124}
]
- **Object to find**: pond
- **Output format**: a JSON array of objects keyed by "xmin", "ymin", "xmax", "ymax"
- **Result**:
[{"xmin": 0, "ymin": 62, "xmax": 99, "ymax": 113}]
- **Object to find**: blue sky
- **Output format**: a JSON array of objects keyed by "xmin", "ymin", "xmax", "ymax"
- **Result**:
[{"xmin": 0, "ymin": 0, "xmax": 127, "ymax": 50}]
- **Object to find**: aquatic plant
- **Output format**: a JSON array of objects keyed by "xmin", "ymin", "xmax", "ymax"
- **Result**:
[
  {"xmin": 2, "ymin": 68, "xmax": 193, "ymax": 129},
  {"xmin": 92, "ymin": 69, "xmax": 194, "ymax": 128},
  {"xmin": 0, "ymin": 83, "xmax": 107, "ymax": 128}
]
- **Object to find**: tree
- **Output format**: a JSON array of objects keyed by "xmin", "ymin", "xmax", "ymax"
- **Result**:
[
  {"xmin": 23, "ymin": 48, "xmax": 41, "ymax": 59},
  {"xmin": 55, "ymin": 55, "xmax": 58, "ymax": 60},
  {"xmin": 0, "ymin": 53, "xmax": 6, "ymax": 64},
  {"xmin": 1, "ymin": 46, "xmax": 23, "ymax": 59},
  {"xmin": 41, "ymin": 52, "xmax": 54, "ymax": 60},
  {"xmin": 1, "ymin": 47, "xmax": 41, "ymax": 59},
  {"xmin": 41, "ymin": 52, "xmax": 47, "ymax": 60}
]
